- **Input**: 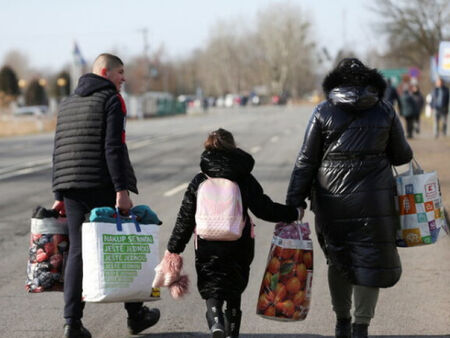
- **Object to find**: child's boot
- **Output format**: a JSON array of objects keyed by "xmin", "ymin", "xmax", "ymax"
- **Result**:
[
  {"xmin": 224, "ymin": 308, "xmax": 242, "ymax": 337},
  {"xmin": 206, "ymin": 306, "xmax": 225, "ymax": 338}
]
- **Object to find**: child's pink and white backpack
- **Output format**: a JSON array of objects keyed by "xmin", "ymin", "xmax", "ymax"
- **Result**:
[{"xmin": 195, "ymin": 176, "xmax": 245, "ymax": 241}]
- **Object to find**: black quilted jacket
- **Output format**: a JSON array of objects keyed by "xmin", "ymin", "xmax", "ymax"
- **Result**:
[
  {"xmin": 286, "ymin": 64, "xmax": 413, "ymax": 288},
  {"xmin": 52, "ymin": 74, "xmax": 137, "ymax": 198},
  {"xmin": 167, "ymin": 148, "xmax": 298, "ymax": 299}
]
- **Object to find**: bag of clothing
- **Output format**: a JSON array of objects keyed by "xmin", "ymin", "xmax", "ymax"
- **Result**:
[
  {"xmin": 257, "ymin": 222, "xmax": 313, "ymax": 321},
  {"xmin": 394, "ymin": 159, "xmax": 448, "ymax": 247},
  {"xmin": 195, "ymin": 176, "xmax": 245, "ymax": 241},
  {"xmin": 81, "ymin": 207, "xmax": 161, "ymax": 303},
  {"xmin": 26, "ymin": 206, "xmax": 69, "ymax": 293}
]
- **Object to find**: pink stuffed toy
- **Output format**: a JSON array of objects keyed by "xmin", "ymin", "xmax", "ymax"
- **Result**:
[{"xmin": 152, "ymin": 250, "xmax": 189, "ymax": 299}]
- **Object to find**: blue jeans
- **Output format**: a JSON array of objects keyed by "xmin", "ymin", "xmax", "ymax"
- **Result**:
[{"xmin": 434, "ymin": 110, "xmax": 448, "ymax": 137}]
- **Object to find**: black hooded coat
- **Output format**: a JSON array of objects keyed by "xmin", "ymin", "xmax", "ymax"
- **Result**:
[
  {"xmin": 286, "ymin": 60, "xmax": 413, "ymax": 288},
  {"xmin": 167, "ymin": 148, "xmax": 298, "ymax": 300}
]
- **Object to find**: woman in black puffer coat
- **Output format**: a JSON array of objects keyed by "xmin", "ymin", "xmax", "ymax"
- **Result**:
[
  {"xmin": 286, "ymin": 58, "xmax": 412, "ymax": 338},
  {"xmin": 167, "ymin": 129, "xmax": 298, "ymax": 337}
]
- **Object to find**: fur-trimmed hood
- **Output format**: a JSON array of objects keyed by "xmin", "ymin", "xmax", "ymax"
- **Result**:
[{"xmin": 322, "ymin": 59, "xmax": 387, "ymax": 111}]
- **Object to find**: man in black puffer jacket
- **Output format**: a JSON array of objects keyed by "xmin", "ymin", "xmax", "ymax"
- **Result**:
[
  {"xmin": 286, "ymin": 58, "xmax": 412, "ymax": 338},
  {"xmin": 51, "ymin": 53, "xmax": 159, "ymax": 338}
]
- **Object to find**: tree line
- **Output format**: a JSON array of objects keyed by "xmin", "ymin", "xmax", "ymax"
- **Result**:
[{"xmin": 1, "ymin": 1, "xmax": 449, "ymax": 108}]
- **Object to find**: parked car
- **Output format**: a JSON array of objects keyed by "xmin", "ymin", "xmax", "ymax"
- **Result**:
[{"xmin": 13, "ymin": 105, "xmax": 48, "ymax": 117}]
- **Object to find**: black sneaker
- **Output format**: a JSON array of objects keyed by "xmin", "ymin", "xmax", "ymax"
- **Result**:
[
  {"xmin": 352, "ymin": 323, "xmax": 369, "ymax": 338},
  {"xmin": 63, "ymin": 323, "xmax": 92, "ymax": 338},
  {"xmin": 127, "ymin": 306, "xmax": 160, "ymax": 335},
  {"xmin": 335, "ymin": 317, "xmax": 351, "ymax": 338}
]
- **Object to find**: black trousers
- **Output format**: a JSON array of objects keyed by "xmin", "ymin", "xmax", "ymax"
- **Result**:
[
  {"xmin": 63, "ymin": 187, "xmax": 142, "ymax": 323},
  {"xmin": 405, "ymin": 116, "xmax": 415, "ymax": 138}
]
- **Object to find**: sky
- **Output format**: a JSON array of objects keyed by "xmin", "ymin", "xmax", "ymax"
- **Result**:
[{"xmin": 0, "ymin": 0, "xmax": 377, "ymax": 73}]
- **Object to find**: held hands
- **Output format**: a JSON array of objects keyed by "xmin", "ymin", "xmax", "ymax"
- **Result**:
[
  {"xmin": 116, "ymin": 190, "xmax": 133, "ymax": 215},
  {"xmin": 296, "ymin": 207, "xmax": 305, "ymax": 222}
]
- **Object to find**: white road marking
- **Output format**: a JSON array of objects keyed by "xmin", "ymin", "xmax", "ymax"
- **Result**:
[
  {"xmin": 250, "ymin": 146, "xmax": 261, "ymax": 154},
  {"xmin": 164, "ymin": 182, "xmax": 189, "ymax": 197},
  {"xmin": 0, "ymin": 162, "xmax": 52, "ymax": 180},
  {"xmin": 270, "ymin": 136, "xmax": 279, "ymax": 143},
  {"xmin": 128, "ymin": 139, "xmax": 154, "ymax": 150}
]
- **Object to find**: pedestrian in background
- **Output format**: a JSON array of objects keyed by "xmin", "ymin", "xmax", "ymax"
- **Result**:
[
  {"xmin": 430, "ymin": 77, "xmax": 449, "ymax": 138},
  {"xmin": 399, "ymin": 85, "xmax": 417, "ymax": 139},
  {"xmin": 383, "ymin": 78, "xmax": 402, "ymax": 114},
  {"xmin": 410, "ymin": 85, "xmax": 424, "ymax": 134},
  {"xmin": 164, "ymin": 128, "xmax": 300, "ymax": 338},
  {"xmin": 286, "ymin": 58, "xmax": 412, "ymax": 338},
  {"xmin": 52, "ymin": 53, "xmax": 160, "ymax": 338}
]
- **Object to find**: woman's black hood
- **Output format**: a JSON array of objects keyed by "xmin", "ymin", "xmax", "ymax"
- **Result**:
[
  {"xmin": 322, "ymin": 58, "xmax": 387, "ymax": 111},
  {"xmin": 200, "ymin": 148, "xmax": 254, "ymax": 181}
]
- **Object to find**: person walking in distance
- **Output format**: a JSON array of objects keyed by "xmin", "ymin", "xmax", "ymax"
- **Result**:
[
  {"xmin": 286, "ymin": 59, "xmax": 412, "ymax": 338},
  {"xmin": 383, "ymin": 78, "xmax": 402, "ymax": 114},
  {"xmin": 399, "ymin": 85, "xmax": 418, "ymax": 139},
  {"xmin": 410, "ymin": 84, "xmax": 424, "ymax": 134},
  {"xmin": 162, "ymin": 129, "xmax": 300, "ymax": 337},
  {"xmin": 430, "ymin": 77, "xmax": 449, "ymax": 138},
  {"xmin": 52, "ymin": 53, "xmax": 160, "ymax": 338}
]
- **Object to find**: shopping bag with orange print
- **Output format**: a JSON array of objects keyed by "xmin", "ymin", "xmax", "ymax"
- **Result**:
[
  {"xmin": 256, "ymin": 222, "xmax": 313, "ymax": 321},
  {"xmin": 394, "ymin": 159, "xmax": 448, "ymax": 247}
]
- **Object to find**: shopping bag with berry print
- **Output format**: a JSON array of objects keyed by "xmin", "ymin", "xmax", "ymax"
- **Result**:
[
  {"xmin": 256, "ymin": 222, "xmax": 313, "ymax": 321},
  {"xmin": 394, "ymin": 159, "xmax": 448, "ymax": 247},
  {"xmin": 26, "ymin": 206, "xmax": 69, "ymax": 293}
]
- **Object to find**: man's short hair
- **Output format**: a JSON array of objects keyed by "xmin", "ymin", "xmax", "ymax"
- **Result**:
[{"xmin": 92, "ymin": 53, "xmax": 123, "ymax": 74}]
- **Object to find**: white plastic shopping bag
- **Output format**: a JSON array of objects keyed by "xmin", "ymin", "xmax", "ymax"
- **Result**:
[
  {"xmin": 82, "ymin": 209, "xmax": 160, "ymax": 302},
  {"xmin": 394, "ymin": 159, "xmax": 448, "ymax": 247}
]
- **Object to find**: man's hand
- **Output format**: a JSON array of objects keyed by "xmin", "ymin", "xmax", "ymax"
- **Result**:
[
  {"xmin": 52, "ymin": 200, "xmax": 66, "ymax": 216},
  {"xmin": 297, "ymin": 207, "xmax": 305, "ymax": 222},
  {"xmin": 116, "ymin": 190, "xmax": 133, "ymax": 215}
]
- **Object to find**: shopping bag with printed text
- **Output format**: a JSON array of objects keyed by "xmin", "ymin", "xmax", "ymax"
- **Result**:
[{"xmin": 82, "ymin": 208, "xmax": 160, "ymax": 303}]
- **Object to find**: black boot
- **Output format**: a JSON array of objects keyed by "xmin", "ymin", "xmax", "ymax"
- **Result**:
[
  {"xmin": 127, "ymin": 306, "xmax": 160, "ymax": 335},
  {"xmin": 224, "ymin": 309, "xmax": 242, "ymax": 338},
  {"xmin": 206, "ymin": 303, "xmax": 225, "ymax": 338},
  {"xmin": 63, "ymin": 323, "xmax": 91, "ymax": 338},
  {"xmin": 335, "ymin": 317, "xmax": 351, "ymax": 338},
  {"xmin": 352, "ymin": 323, "xmax": 368, "ymax": 338}
]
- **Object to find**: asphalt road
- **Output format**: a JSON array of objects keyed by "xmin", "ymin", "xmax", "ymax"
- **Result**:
[{"xmin": 0, "ymin": 106, "xmax": 449, "ymax": 338}]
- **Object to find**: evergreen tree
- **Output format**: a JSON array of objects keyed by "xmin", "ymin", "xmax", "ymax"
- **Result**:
[
  {"xmin": 0, "ymin": 66, "xmax": 20, "ymax": 96},
  {"xmin": 25, "ymin": 79, "xmax": 48, "ymax": 105}
]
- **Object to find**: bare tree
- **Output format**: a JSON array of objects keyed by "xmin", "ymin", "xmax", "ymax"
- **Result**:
[
  {"xmin": 255, "ymin": 2, "xmax": 316, "ymax": 97},
  {"xmin": 372, "ymin": 0, "xmax": 450, "ymax": 68}
]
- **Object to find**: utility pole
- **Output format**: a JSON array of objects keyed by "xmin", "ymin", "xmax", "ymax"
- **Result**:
[
  {"xmin": 140, "ymin": 27, "xmax": 149, "ymax": 59},
  {"xmin": 139, "ymin": 27, "xmax": 151, "ymax": 92}
]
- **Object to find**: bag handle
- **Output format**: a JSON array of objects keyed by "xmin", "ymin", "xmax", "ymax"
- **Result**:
[
  {"xmin": 115, "ymin": 208, "xmax": 141, "ymax": 232},
  {"xmin": 392, "ymin": 158, "xmax": 423, "ymax": 177}
]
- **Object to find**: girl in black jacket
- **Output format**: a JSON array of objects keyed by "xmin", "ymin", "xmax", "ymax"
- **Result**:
[
  {"xmin": 166, "ymin": 128, "xmax": 299, "ymax": 337},
  {"xmin": 286, "ymin": 59, "xmax": 412, "ymax": 338}
]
